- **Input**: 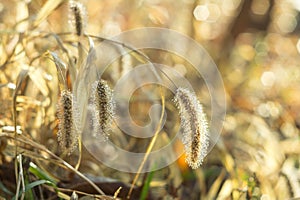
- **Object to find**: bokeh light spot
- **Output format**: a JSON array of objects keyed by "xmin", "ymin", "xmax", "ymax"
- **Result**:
[
  {"xmin": 251, "ymin": 0, "xmax": 270, "ymax": 15},
  {"xmin": 193, "ymin": 3, "xmax": 220, "ymax": 22},
  {"xmin": 193, "ymin": 5, "xmax": 209, "ymax": 21},
  {"xmin": 261, "ymin": 71, "xmax": 275, "ymax": 87},
  {"xmin": 276, "ymin": 13, "xmax": 297, "ymax": 34}
]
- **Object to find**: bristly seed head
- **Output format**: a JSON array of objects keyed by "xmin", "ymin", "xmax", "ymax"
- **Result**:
[
  {"xmin": 90, "ymin": 80, "xmax": 115, "ymax": 139},
  {"xmin": 174, "ymin": 87, "xmax": 209, "ymax": 169},
  {"xmin": 57, "ymin": 90, "xmax": 78, "ymax": 155},
  {"xmin": 69, "ymin": 0, "xmax": 87, "ymax": 36}
]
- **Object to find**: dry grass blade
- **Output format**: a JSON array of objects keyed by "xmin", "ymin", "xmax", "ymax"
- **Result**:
[
  {"xmin": 12, "ymin": 70, "xmax": 28, "ymax": 198},
  {"xmin": 13, "ymin": 69, "xmax": 28, "ymax": 137},
  {"xmin": 46, "ymin": 34, "xmax": 77, "ymax": 86},
  {"xmin": 33, "ymin": 0, "xmax": 64, "ymax": 28},
  {"xmin": 47, "ymin": 51, "xmax": 68, "ymax": 90},
  {"xmin": 206, "ymin": 169, "xmax": 226, "ymax": 199},
  {"xmin": 15, "ymin": 154, "xmax": 25, "ymax": 200},
  {"xmin": 114, "ymin": 187, "xmax": 122, "ymax": 198}
]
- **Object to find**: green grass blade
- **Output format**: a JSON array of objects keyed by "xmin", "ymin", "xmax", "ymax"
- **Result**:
[
  {"xmin": 28, "ymin": 162, "xmax": 57, "ymax": 184},
  {"xmin": 0, "ymin": 180, "xmax": 14, "ymax": 196},
  {"xmin": 12, "ymin": 180, "xmax": 52, "ymax": 200},
  {"xmin": 139, "ymin": 170, "xmax": 155, "ymax": 200}
]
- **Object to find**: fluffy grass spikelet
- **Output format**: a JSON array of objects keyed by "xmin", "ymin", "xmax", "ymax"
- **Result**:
[
  {"xmin": 57, "ymin": 90, "xmax": 78, "ymax": 154},
  {"xmin": 69, "ymin": 0, "xmax": 86, "ymax": 36},
  {"xmin": 174, "ymin": 87, "xmax": 209, "ymax": 169},
  {"xmin": 90, "ymin": 80, "xmax": 115, "ymax": 139}
]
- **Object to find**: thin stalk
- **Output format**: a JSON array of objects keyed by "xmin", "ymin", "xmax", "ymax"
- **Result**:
[{"xmin": 127, "ymin": 87, "xmax": 165, "ymax": 199}]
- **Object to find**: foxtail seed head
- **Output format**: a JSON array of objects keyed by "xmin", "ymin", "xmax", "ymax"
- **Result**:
[
  {"xmin": 174, "ymin": 88, "xmax": 209, "ymax": 169},
  {"xmin": 57, "ymin": 90, "xmax": 78, "ymax": 155},
  {"xmin": 69, "ymin": 0, "xmax": 86, "ymax": 36},
  {"xmin": 90, "ymin": 80, "xmax": 115, "ymax": 139}
]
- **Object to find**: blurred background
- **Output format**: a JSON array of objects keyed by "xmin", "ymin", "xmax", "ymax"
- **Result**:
[{"xmin": 1, "ymin": 0, "xmax": 300, "ymax": 199}]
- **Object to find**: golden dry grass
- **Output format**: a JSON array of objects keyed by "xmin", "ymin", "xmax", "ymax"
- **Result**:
[{"xmin": 1, "ymin": 0, "xmax": 300, "ymax": 199}]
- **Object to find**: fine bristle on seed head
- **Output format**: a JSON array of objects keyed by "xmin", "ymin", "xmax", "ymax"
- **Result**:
[
  {"xmin": 174, "ymin": 87, "xmax": 209, "ymax": 169},
  {"xmin": 90, "ymin": 80, "xmax": 115, "ymax": 139},
  {"xmin": 57, "ymin": 90, "xmax": 78, "ymax": 155},
  {"xmin": 69, "ymin": 0, "xmax": 87, "ymax": 36}
]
